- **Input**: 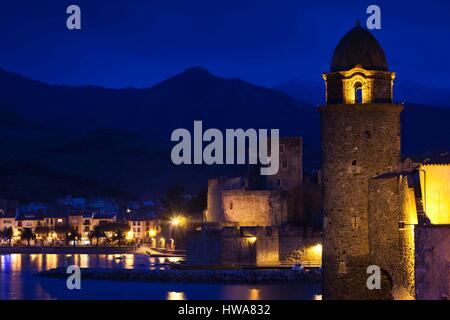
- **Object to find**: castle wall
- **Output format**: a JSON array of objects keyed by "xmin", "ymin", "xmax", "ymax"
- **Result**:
[
  {"xmin": 186, "ymin": 228, "xmax": 222, "ymax": 264},
  {"xmin": 279, "ymin": 227, "xmax": 322, "ymax": 267},
  {"xmin": 267, "ymin": 137, "xmax": 303, "ymax": 191},
  {"xmin": 206, "ymin": 176, "xmax": 244, "ymax": 223},
  {"xmin": 415, "ymin": 225, "xmax": 450, "ymax": 300},
  {"xmin": 222, "ymin": 190, "xmax": 287, "ymax": 226},
  {"xmin": 302, "ymin": 174, "xmax": 322, "ymax": 228},
  {"xmin": 285, "ymin": 189, "xmax": 303, "ymax": 224},
  {"xmin": 186, "ymin": 226, "xmax": 279, "ymax": 265}
]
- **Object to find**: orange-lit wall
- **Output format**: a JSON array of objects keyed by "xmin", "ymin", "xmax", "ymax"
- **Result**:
[{"xmin": 420, "ymin": 165, "xmax": 450, "ymax": 224}]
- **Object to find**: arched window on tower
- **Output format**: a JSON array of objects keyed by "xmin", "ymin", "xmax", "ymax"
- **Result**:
[{"xmin": 354, "ymin": 82, "xmax": 363, "ymax": 104}]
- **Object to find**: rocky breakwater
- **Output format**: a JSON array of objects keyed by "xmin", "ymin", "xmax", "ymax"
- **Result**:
[{"xmin": 36, "ymin": 267, "xmax": 321, "ymax": 284}]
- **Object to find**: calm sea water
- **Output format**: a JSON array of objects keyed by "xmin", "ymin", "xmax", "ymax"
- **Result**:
[{"xmin": 0, "ymin": 254, "xmax": 321, "ymax": 300}]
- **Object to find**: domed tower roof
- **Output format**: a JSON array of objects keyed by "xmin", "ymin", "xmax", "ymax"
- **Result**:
[{"xmin": 330, "ymin": 24, "xmax": 388, "ymax": 72}]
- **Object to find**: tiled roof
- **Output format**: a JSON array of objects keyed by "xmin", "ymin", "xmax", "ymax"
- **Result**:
[
  {"xmin": 0, "ymin": 211, "xmax": 17, "ymax": 219},
  {"xmin": 371, "ymin": 172, "xmax": 402, "ymax": 180},
  {"xmin": 16, "ymin": 212, "xmax": 44, "ymax": 221},
  {"xmin": 127, "ymin": 214, "xmax": 156, "ymax": 221},
  {"xmin": 422, "ymin": 152, "xmax": 450, "ymax": 165},
  {"xmin": 93, "ymin": 213, "xmax": 116, "ymax": 219}
]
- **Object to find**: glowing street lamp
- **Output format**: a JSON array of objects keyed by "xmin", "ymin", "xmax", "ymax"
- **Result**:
[
  {"xmin": 126, "ymin": 230, "xmax": 133, "ymax": 240},
  {"xmin": 170, "ymin": 216, "xmax": 185, "ymax": 227}
]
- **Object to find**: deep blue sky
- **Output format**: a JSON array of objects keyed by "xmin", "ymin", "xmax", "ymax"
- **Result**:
[{"xmin": 0, "ymin": 0, "xmax": 449, "ymax": 89}]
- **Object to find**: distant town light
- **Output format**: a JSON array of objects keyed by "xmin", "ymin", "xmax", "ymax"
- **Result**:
[
  {"xmin": 149, "ymin": 229, "xmax": 157, "ymax": 237},
  {"xmin": 126, "ymin": 230, "xmax": 133, "ymax": 240},
  {"xmin": 167, "ymin": 291, "xmax": 186, "ymax": 300},
  {"xmin": 171, "ymin": 216, "xmax": 185, "ymax": 227}
]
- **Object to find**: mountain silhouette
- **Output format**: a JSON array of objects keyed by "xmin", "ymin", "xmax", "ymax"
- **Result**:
[
  {"xmin": 0, "ymin": 66, "xmax": 317, "ymax": 140},
  {"xmin": 0, "ymin": 67, "xmax": 449, "ymax": 201},
  {"xmin": 0, "ymin": 67, "xmax": 318, "ymax": 200}
]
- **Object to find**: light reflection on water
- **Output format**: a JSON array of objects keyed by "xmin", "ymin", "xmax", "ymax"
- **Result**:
[
  {"xmin": 0, "ymin": 254, "xmax": 320, "ymax": 300},
  {"xmin": 248, "ymin": 288, "xmax": 260, "ymax": 300},
  {"xmin": 1, "ymin": 253, "xmax": 171, "ymax": 273},
  {"xmin": 167, "ymin": 291, "xmax": 186, "ymax": 300}
]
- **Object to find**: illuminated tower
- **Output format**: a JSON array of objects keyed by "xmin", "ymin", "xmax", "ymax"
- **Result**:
[{"xmin": 320, "ymin": 24, "xmax": 403, "ymax": 299}]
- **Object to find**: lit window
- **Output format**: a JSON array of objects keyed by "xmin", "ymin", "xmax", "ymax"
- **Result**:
[
  {"xmin": 349, "ymin": 160, "xmax": 361, "ymax": 174},
  {"xmin": 339, "ymin": 261, "xmax": 348, "ymax": 274},
  {"xmin": 351, "ymin": 216, "xmax": 360, "ymax": 229},
  {"xmin": 354, "ymin": 82, "xmax": 363, "ymax": 104}
]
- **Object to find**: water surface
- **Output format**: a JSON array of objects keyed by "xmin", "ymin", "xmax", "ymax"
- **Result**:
[{"xmin": 0, "ymin": 254, "xmax": 321, "ymax": 300}]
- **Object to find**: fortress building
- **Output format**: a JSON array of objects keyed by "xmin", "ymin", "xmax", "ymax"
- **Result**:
[{"xmin": 188, "ymin": 137, "xmax": 323, "ymax": 267}]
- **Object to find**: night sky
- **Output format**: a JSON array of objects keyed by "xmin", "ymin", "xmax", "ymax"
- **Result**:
[{"xmin": 0, "ymin": 0, "xmax": 449, "ymax": 89}]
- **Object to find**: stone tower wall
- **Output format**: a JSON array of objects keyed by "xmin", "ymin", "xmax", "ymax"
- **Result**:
[
  {"xmin": 206, "ymin": 178, "xmax": 224, "ymax": 223},
  {"xmin": 206, "ymin": 176, "xmax": 244, "ymax": 223},
  {"xmin": 267, "ymin": 137, "xmax": 303, "ymax": 190},
  {"xmin": 368, "ymin": 174, "xmax": 416, "ymax": 299},
  {"xmin": 324, "ymin": 69, "xmax": 394, "ymax": 105},
  {"xmin": 320, "ymin": 103, "xmax": 403, "ymax": 299}
]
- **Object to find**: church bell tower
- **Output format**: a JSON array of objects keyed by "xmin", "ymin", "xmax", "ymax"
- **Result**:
[{"xmin": 320, "ymin": 23, "xmax": 403, "ymax": 299}]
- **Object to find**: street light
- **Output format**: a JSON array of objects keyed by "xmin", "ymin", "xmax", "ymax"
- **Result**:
[{"xmin": 170, "ymin": 216, "xmax": 185, "ymax": 227}]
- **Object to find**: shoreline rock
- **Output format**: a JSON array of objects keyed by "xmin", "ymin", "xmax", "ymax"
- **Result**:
[{"xmin": 36, "ymin": 267, "xmax": 321, "ymax": 284}]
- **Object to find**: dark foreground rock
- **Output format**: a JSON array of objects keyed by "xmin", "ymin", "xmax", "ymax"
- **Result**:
[{"xmin": 36, "ymin": 267, "xmax": 321, "ymax": 284}]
